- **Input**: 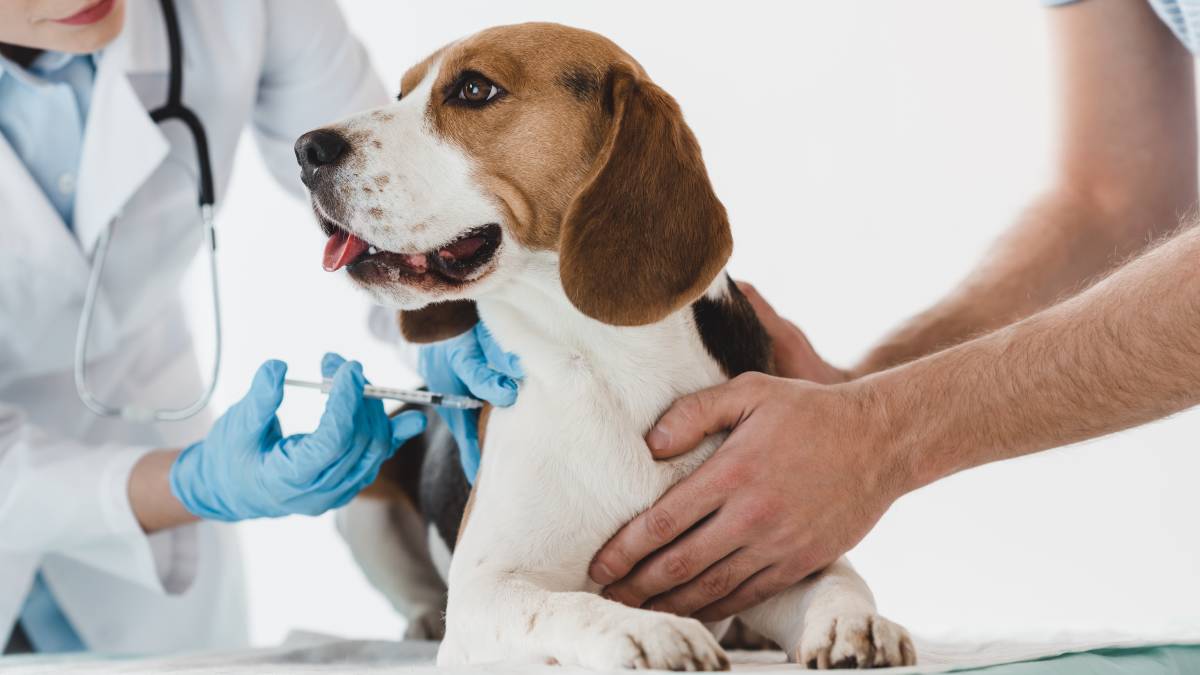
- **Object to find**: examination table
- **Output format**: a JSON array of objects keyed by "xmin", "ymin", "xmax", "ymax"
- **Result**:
[{"xmin": 3, "ymin": 630, "xmax": 1199, "ymax": 674}]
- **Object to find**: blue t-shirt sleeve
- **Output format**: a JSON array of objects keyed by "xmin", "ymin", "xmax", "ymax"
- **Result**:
[{"xmin": 1042, "ymin": 0, "xmax": 1083, "ymax": 5}]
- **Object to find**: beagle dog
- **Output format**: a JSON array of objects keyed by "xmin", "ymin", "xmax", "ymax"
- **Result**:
[{"xmin": 296, "ymin": 22, "xmax": 915, "ymax": 670}]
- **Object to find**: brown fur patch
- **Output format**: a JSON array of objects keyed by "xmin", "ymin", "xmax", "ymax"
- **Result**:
[
  {"xmin": 422, "ymin": 23, "xmax": 627, "ymax": 250},
  {"xmin": 416, "ymin": 23, "xmax": 730, "ymax": 326},
  {"xmin": 455, "ymin": 404, "xmax": 489, "ymax": 546},
  {"xmin": 476, "ymin": 403, "xmax": 493, "ymax": 450},
  {"xmin": 559, "ymin": 64, "xmax": 732, "ymax": 325},
  {"xmin": 456, "ymin": 474, "xmax": 480, "ymax": 547},
  {"xmin": 399, "ymin": 300, "xmax": 479, "ymax": 343},
  {"xmin": 355, "ymin": 474, "xmax": 406, "ymax": 500},
  {"xmin": 400, "ymin": 47, "xmax": 448, "ymax": 101}
]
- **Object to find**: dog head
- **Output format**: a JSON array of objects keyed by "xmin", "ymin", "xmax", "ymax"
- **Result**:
[{"xmin": 296, "ymin": 22, "xmax": 732, "ymax": 341}]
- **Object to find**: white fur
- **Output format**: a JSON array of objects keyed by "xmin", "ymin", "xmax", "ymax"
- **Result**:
[
  {"xmin": 325, "ymin": 61, "xmax": 914, "ymax": 669},
  {"xmin": 316, "ymin": 58, "xmax": 518, "ymax": 309}
]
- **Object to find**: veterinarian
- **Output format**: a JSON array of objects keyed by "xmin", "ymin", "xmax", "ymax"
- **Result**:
[
  {"xmin": 424, "ymin": 0, "xmax": 1200, "ymax": 622},
  {"xmin": 0, "ymin": 0, "xmax": 428, "ymax": 656}
]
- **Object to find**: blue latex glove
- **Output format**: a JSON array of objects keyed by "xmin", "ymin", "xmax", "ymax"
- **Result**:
[
  {"xmin": 169, "ymin": 353, "xmax": 427, "ymax": 521},
  {"xmin": 417, "ymin": 322, "xmax": 522, "ymax": 484}
]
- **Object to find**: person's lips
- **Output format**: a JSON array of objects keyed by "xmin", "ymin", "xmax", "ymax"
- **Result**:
[{"xmin": 53, "ymin": 0, "xmax": 115, "ymax": 26}]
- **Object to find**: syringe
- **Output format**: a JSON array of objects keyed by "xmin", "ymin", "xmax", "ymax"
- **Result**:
[{"xmin": 284, "ymin": 378, "xmax": 484, "ymax": 410}]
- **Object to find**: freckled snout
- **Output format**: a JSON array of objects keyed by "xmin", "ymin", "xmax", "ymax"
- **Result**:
[{"xmin": 295, "ymin": 129, "xmax": 350, "ymax": 188}]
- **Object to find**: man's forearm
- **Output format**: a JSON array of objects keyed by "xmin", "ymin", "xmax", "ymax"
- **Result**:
[
  {"xmin": 857, "ymin": 0, "xmax": 1197, "ymax": 377},
  {"xmin": 865, "ymin": 223, "xmax": 1200, "ymax": 492},
  {"xmin": 128, "ymin": 449, "xmax": 199, "ymax": 533},
  {"xmin": 854, "ymin": 191, "xmax": 1171, "ymax": 376}
]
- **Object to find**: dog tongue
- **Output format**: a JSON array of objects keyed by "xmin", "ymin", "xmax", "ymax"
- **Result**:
[{"xmin": 323, "ymin": 230, "xmax": 370, "ymax": 272}]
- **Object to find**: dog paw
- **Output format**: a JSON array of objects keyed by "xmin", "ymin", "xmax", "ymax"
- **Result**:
[
  {"xmin": 580, "ymin": 611, "xmax": 730, "ymax": 671},
  {"xmin": 796, "ymin": 612, "xmax": 915, "ymax": 669}
]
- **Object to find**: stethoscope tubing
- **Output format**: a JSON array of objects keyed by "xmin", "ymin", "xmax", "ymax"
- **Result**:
[{"xmin": 73, "ymin": 0, "xmax": 221, "ymax": 423}]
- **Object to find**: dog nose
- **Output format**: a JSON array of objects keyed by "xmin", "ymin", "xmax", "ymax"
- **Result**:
[{"xmin": 295, "ymin": 129, "xmax": 349, "ymax": 187}]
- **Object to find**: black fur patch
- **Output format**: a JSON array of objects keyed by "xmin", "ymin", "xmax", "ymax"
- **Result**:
[
  {"xmin": 387, "ymin": 409, "xmax": 427, "ymax": 501},
  {"xmin": 692, "ymin": 277, "xmax": 773, "ymax": 377},
  {"xmin": 559, "ymin": 68, "xmax": 600, "ymax": 101},
  {"xmin": 418, "ymin": 417, "xmax": 471, "ymax": 551}
]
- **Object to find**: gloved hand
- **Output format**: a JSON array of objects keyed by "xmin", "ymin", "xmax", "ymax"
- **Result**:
[
  {"xmin": 418, "ymin": 322, "xmax": 522, "ymax": 484},
  {"xmin": 169, "ymin": 353, "xmax": 426, "ymax": 521}
]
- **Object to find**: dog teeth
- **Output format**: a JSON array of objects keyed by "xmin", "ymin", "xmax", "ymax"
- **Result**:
[{"xmin": 368, "ymin": 246, "xmax": 378, "ymax": 255}]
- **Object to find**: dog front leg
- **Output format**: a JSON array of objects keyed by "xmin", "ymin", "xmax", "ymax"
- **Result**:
[
  {"xmin": 335, "ymin": 498, "xmax": 447, "ymax": 639},
  {"xmin": 439, "ymin": 573, "xmax": 730, "ymax": 670},
  {"xmin": 736, "ymin": 558, "xmax": 916, "ymax": 669}
]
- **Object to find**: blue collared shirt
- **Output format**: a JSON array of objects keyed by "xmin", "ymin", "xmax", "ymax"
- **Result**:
[
  {"xmin": 0, "ymin": 49, "xmax": 96, "ymax": 230},
  {"xmin": 0, "ymin": 50, "xmax": 94, "ymax": 653}
]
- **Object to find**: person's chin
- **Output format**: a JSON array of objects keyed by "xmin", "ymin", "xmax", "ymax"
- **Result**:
[{"xmin": 62, "ymin": 0, "xmax": 126, "ymax": 53}]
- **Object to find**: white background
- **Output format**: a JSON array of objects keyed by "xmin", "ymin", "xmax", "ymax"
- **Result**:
[{"xmin": 186, "ymin": 0, "xmax": 1200, "ymax": 647}]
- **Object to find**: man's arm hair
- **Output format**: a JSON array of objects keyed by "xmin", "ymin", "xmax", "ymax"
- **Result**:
[
  {"xmin": 855, "ymin": 0, "xmax": 1197, "ymax": 376},
  {"xmin": 872, "ymin": 221, "xmax": 1200, "ymax": 492}
]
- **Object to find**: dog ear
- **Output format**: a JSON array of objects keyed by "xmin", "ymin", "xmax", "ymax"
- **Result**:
[
  {"xmin": 559, "ymin": 64, "xmax": 733, "ymax": 326},
  {"xmin": 398, "ymin": 300, "xmax": 478, "ymax": 343}
]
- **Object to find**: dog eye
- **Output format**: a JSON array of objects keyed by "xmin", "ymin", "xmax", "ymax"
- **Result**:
[{"xmin": 455, "ymin": 74, "xmax": 503, "ymax": 106}]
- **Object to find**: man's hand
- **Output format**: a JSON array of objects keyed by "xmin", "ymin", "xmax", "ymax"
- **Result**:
[
  {"xmin": 592, "ymin": 220, "xmax": 1200, "ymax": 622},
  {"xmin": 588, "ymin": 374, "xmax": 902, "ymax": 621},
  {"xmin": 737, "ymin": 281, "xmax": 848, "ymax": 384}
]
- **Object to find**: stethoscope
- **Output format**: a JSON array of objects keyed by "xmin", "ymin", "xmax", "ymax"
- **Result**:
[{"xmin": 74, "ymin": 0, "xmax": 221, "ymax": 423}]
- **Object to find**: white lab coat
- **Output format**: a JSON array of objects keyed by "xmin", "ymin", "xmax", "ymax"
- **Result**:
[{"xmin": 0, "ymin": 0, "xmax": 386, "ymax": 653}]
